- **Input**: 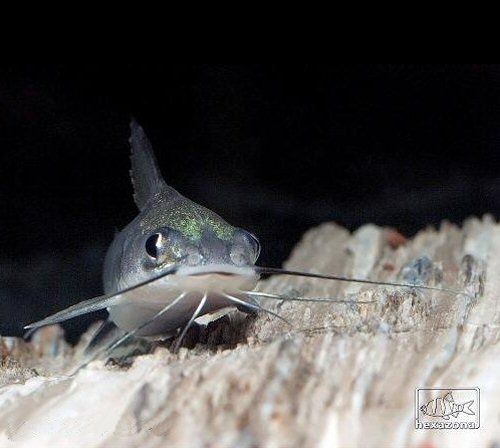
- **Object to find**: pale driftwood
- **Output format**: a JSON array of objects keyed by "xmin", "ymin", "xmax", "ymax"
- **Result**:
[{"xmin": 1, "ymin": 216, "xmax": 499, "ymax": 447}]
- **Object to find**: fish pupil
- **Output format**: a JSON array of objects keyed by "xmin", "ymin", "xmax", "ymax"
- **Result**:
[{"xmin": 145, "ymin": 233, "xmax": 162, "ymax": 259}]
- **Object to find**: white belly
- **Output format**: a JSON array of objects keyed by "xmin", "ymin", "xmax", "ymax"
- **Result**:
[{"xmin": 107, "ymin": 269, "xmax": 258, "ymax": 336}]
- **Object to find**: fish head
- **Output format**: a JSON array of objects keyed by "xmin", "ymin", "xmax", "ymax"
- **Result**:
[
  {"xmin": 103, "ymin": 120, "xmax": 260, "ymax": 298},
  {"xmin": 419, "ymin": 404, "xmax": 428, "ymax": 415},
  {"xmin": 104, "ymin": 186, "xmax": 260, "ymax": 295}
]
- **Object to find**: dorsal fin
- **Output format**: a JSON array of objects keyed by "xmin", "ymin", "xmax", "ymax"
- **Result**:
[{"xmin": 129, "ymin": 119, "xmax": 167, "ymax": 210}]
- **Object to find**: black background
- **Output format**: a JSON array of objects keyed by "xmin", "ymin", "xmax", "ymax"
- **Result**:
[{"xmin": 1, "ymin": 64, "xmax": 499, "ymax": 339}]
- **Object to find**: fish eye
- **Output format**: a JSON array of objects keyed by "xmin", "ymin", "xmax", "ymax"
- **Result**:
[
  {"xmin": 145, "ymin": 233, "xmax": 162, "ymax": 259},
  {"xmin": 230, "ymin": 245, "xmax": 247, "ymax": 266},
  {"xmin": 231, "ymin": 229, "xmax": 261, "ymax": 265},
  {"xmin": 248, "ymin": 232, "xmax": 261, "ymax": 260}
]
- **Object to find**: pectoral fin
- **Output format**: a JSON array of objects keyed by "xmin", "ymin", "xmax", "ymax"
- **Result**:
[{"xmin": 24, "ymin": 294, "xmax": 121, "ymax": 333}]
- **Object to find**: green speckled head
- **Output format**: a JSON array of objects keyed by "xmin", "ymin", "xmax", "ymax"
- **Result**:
[
  {"xmin": 102, "ymin": 121, "xmax": 260, "ymax": 293},
  {"xmin": 144, "ymin": 193, "xmax": 235, "ymax": 243}
]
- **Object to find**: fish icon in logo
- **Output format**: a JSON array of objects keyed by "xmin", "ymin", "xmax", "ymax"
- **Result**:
[{"xmin": 420, "ymin": 391, "xmax": 475, "ymax": 420}]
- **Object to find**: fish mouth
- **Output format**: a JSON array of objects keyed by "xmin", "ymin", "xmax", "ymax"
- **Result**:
[
  {"xmin": 171, "ymin": 264, "xmax": 259, "ymax": 293},
  {"xmin": 176, "ymin": 264, "xmax": 257, "ymax": 278}
]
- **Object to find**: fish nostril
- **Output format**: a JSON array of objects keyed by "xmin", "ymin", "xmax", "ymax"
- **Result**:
[
  {"xmin": 188, "ymin": 254, "xmax": 202, "ymax": 265},
  {"xmin": 186, "ymin": 247, "xmax": 203, "ymax": 266}
]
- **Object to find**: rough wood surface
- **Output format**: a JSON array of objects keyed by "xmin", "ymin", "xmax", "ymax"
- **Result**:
[{"xmin": 1, "ymin": 216, "xmax": 499, "ymax": 447}]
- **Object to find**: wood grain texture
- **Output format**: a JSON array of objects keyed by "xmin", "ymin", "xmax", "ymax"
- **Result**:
[{"xmin": 1, "ymin": 217, "xmax": 499, "ymax": 447}]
